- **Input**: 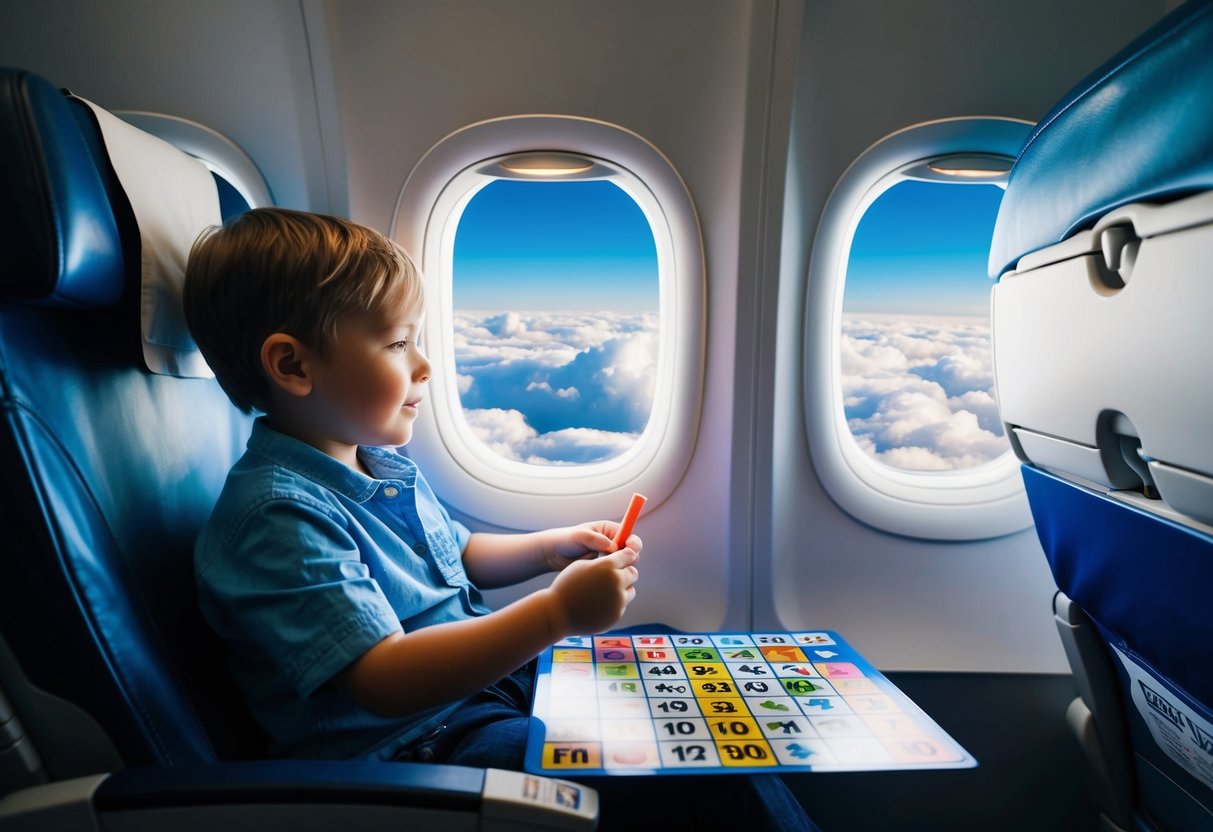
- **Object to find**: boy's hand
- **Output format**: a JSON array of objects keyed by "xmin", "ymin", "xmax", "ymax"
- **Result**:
[
  {"xmin": 546, "ymin": 548, "xmax": 639, "ymax": 636},
  {"xmin": 541, "ymin": 522, "xmax": 643, "ymax": 572}
]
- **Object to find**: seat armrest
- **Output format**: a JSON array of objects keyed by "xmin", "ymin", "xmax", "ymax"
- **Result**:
[{"xmin": 1, "ymin": 760, "xmax": 598, "ymax": 832}]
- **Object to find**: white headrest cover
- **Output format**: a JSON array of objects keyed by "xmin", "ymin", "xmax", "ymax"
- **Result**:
[{"xmin": 76, "ymin": 97, "xmax": 220, "ymax": 378}]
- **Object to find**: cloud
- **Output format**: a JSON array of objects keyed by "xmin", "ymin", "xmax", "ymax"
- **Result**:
[
  {"xmin": 462, "ymin": 407, "xmax": 640, "ymax": 465},
  {"xmin": 841, "ymin": 315, "xmax": 1007, "ymax": 471},
  {"xmin": 453, "ymin": 311, "xmax": 657, "ymax": 464}
]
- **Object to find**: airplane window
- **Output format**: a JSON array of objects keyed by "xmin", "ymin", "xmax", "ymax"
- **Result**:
[
  {"xmin": 804, "ymin": 118, "xmax": 1034, "ymax": 540},
  {"xmin": 452, "ymin": 178, "xmax": 659, "ymax": 466},
  {"xmin": 841, "ymin": 179, "xmax": 1007, "ymax": 472},
  {"xmin": 392, "ymin": 116, "xmax": 703, "ymax": 530}
]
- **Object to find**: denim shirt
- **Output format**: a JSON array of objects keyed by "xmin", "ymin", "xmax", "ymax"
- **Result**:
[{"xmin": 195, "ymin": 418, "xmax": 489, "ymax": 759}]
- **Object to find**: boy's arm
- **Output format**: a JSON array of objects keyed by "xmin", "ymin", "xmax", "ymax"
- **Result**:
[
  {"xmin": 462, "ymin": 523, "xmax": 640, "ymax": 588},
  {"xmin": 344, "ymin": 547, "xmax": 639, "ymax": 717}
]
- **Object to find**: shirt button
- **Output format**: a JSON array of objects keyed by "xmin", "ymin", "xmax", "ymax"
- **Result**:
[
  {"xmin": 383, "ymin": 486, "xmax": 399, "ymax": 498},
  {"xmin": 414, "ymin": 543, "xmax": 429, "ymax": 555}
]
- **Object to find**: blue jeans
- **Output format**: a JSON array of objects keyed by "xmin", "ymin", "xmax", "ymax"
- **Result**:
[{"xmin": 394, "ymin": 662, "xmax": 820, "ymax": 831}]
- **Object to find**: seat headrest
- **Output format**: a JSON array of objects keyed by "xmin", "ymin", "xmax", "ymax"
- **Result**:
[
  {"xmin": 988, "ymin": 0, "xmax": 1213, "ymax": 278},
  {"xmin": 0, "ymin": 69, "xmax": 125, "ymax": 307},
  {"xmin": 0, "ymin": 67, "xmax": 239, "ymax": 378}
]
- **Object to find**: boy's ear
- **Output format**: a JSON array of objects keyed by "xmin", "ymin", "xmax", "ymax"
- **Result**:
[{"xmin": 260, "ymin": 333, "xmax": 313, "ymax": 397}]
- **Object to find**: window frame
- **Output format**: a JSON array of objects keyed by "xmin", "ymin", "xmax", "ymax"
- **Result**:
[
  {"xmin": 115, "ymin": 111, "xmax": 273, "ymax": 208},
  {"xmin": 392, "ymin": 116, "xmax": 704, "ymax": 530},
  {"xmin": 804, "ymin": 117, "xmax": 1034, "ymax": 541}
]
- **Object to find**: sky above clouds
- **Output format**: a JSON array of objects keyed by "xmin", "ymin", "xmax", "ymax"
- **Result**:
[
  {"xmin": 840, "ymin": 178, "xmax": 1009, "ymax": 470},
  {"xmin": 450, "ymin": 176, "xmax": 660, "ymax": 465}
]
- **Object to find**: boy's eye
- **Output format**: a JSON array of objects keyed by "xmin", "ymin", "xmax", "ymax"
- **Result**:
[{"xmin": 390, "ymin": 340, "xmax": 409, "ymax": 350}]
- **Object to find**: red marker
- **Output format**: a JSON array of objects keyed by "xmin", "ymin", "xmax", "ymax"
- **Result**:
[{"xmin": 611, "ymin": 493, "xmax": 647, "ymax": 551}]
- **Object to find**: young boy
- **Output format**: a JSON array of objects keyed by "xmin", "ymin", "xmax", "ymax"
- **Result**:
[{"xmin": 185, "ymin": 208, "xmax": 816, "ymax": 830}]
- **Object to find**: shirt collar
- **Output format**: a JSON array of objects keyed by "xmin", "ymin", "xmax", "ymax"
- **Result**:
[{"xmin": 246, "ymin": 417, "xmax": 417, "ymax": 502}]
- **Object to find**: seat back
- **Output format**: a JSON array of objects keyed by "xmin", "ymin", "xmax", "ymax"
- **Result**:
[
  {"xmin": 988, "ymin": 2, "xmax": 1213, "ymax": 830},
  {"xmin": 0, "ymin": 68, "xmax": 261, "ymax": 780}
]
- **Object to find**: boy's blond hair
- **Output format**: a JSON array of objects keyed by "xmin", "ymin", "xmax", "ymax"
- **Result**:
[{"xmin": 184, "ymin": 207, "xmax": 423, "ymax": 413}]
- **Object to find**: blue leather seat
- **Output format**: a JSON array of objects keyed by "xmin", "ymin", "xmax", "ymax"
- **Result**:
[
  {"xmin": 0, "ymin": 68, "xmax": 592, "ymax": 830},
  {"xmin": 988, "ymin": 3, "xmax": 1213, "ymax": 830}
]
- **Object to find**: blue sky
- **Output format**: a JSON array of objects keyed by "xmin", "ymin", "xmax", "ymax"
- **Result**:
[
  {"xmin": 844, "ymin": 180, "xmax": 1004, "ymax": 318},
  {"xmin": 453, "ymin": 179, "xmax": 659, "ymax": 314}
]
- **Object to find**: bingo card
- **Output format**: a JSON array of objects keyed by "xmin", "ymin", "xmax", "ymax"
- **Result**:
[{"xmin": 525, "ymin": 630, "xmax": 976, "ymax": 776}]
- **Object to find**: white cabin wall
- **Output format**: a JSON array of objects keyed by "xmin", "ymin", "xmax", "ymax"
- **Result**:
[
  {"xmin": 761, "ymin": 0, "xmax": 1170, "ymax": 672},
  {"xmin": 0, "ymin": 0, "xmax": 332, "ymax": 212}
]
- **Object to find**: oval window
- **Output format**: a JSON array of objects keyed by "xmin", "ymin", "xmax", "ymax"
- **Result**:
[{"xmin": 804, "ymin": 118, "xmax": 1035, "ymax": 540}]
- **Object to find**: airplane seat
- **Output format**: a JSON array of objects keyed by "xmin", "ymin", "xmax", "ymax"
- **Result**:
[
  {"xmin": 0, "ymin": 68, "xmax": 595, "ymax": 831},
  {"xmin": 987, "ymin": 1, "xmax": 1213, "ymax": 830}
]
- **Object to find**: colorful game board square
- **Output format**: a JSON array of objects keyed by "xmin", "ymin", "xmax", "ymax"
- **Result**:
[
  {"xmin": 594, "ymin": 636, "xmax": 632, "ymax": 650},
  {"xmin": 809, "ymin": 714, "xmax": 872, "ymax": 738},
  {"xmin": 792, "ymin": 632, "xmax": 837, "ymax": 646},
  {"xmin": 554, "ymin": 636, "xmax": 591, "ymax": 648},
  {"xmin": 640, "ymin": 662, "xmax": 686, "ymax": 680},
  {"xmin": 595, "ymin": 647, "xmax": 636, "ymax": 663},
  {"xmin": 814, "ymin": 662, "xmax": 863, "ymax": 679},
  {"xmin": 689, "ymin": 678, "xmax": 739, "ymax": 698},
  {"xmin": 757, "ymin": 714, "xmax": 815, "ymax": 740},
  {"xmin": 597, "ymin": 679, "xmax": 644, "ymax": 697},
  {"xmin": 658, "ymin": 740, "xmax": 721, "ymax": 768},
  {"xmin": 828, "ymin": 677, "xmax": 879, "ymax": 695},
  {"xmin": 781, "ymin": 677, "xmax": 834, "ymax": 697},
  {"xmin": 724, "ymin": 661, "xmax": 773, "ymax": 678},
  {"xmin": 602, "ymin": 741, "xmax": 661, "ymax": 770},
  {"xmin": 759, "ymin": 645, "xmax": 808, "ymax": 663},
  {"xmin": 684, "ymin": 663, "xmax": 728, "ymax": 681},
  {"xmin": 745, "ymin": 696, "xmax": 800, "ymax": 717},
  {"xmin": 636, "ymin": 648, "xmax": 677, "ymax": 662},
  {"xmin": 595, "ymin": 662, "xmax": 639, "ymax": 680},
  {"xmin": 649, "ymin": 697, "xmax": 701, "ymax": 718},
  {"xmin": 633, "ymin": 635, "xmax": 670, "ymax": 648},
  {"xmin": 600, "ymin": 718, "xmax": 655, "ymax": 743},
  {"xmin": 860, "ymin": 712, "xmax": 923, "ymax": 737},
  {"xmin": 644, "ymin": 678, "xmax": 693, "ymax": 698},
  {"xmin": 599, "ymin": 698, "xmax": 652, "ymax": 719},
  {"xmin": 699, "ymin": 696, "xmax": 748, "ymax": 717},
  {"xmin": 879, "ymin": 734, "xmax": 965, "ymax": 764},
  {"xmin": 797, "ymin": 695, "xmax": 851, "ymax": 716},
  {"xmin": 549, "ymin": 678, "xmax": 597, "ymax": 699},
  {"xmin": 808, "ymin": 648, "xmax": 842, "ymax": 660},
  {"xmin": 824, "ymin": 737, "xmax": 895, "ymax": 765},
  {"xmin": 552, "ymin": 648, "xmax": 592, "ymax": 663},
  {"xmin": 715, "ymin": 738, "xmax": 777, "ymax": 767},
  {"xmin": 542, "ymin": 742, "xmax": 601, "ymax": 769},
  {"xmin": 769, "ymin": 737, "xmax": 837, "ymax": 766},
  {"xmin": 677, "ymin": 647, "xmax": 720, "ymax": 663},
  {"xmin": 542, "ymin": 718, "xmax": 602, "ymax": 742},
  {"xmin": 546, "ymin": 697, "xmax": 599, "ymax": 719},
  {"xmin": 753, "ymin": 633, "xmax": 797, "ymax": 646},
  {"xmin": 654, "ymin": 716, "xmax": 711, "ymax": 741},
  {"xmin": 772, "ymin": 662, "xmax": 820, "ymax": 679},
  {"xmin": 711, "ymin": 634, "xmax": 755, "ymax": 648},
  {"xmin": 672, "ymin": 634, "xmax": 713, "ymax": 648},
  {"xmin": 845, "ymin": 694, "xmax": 901, "ymax": 715},
  {"xmin": 706, "ymin": 716, "xmax": 761, "ymax": 741},
  {"xmin": 551, "ymin": 663, "xmax": 594, "ymax": 679},
  {"xmin": 722, "ymin": 647, "xmax": 760, "ymax": 660},
  {"xmin": 736, "ymin": 678, "xmax": 779, "ymax": 697}
]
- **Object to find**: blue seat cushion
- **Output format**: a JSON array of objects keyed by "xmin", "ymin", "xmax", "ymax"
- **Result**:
[
  {"xmin": 1024, "ymin": 465, "xmax": 1213, "ymax": 711},
  {"xmin": 988, "ymin": 0, "xmax": 1213, "ymax": 278}
]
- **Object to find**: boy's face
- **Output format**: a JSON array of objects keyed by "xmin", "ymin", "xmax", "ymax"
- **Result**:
[{"xmin": 306, "ymin": 288, "xmax": 430, "ymax": 450}]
